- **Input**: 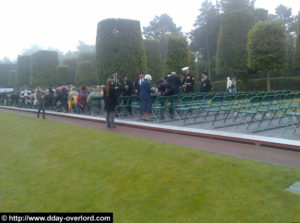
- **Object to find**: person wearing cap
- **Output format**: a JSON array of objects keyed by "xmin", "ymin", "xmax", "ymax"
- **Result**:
[
  {"xmin": 140, "ymin": 74, "xmax": 153, "ymax": 121},
  {"xmin": 181, "ymin": 67, "xmax": 195, "ymax": 93},
  {"xmin": 167, "ymin": 71, "xmax": 181, "ymax": 94},
  {"xmin": 134, "ymin": 72, "xmax": 145, "ymax": 95},
  {"xmin": 200, "ymin": 72, "xmax": 212, "ymax": 92}
]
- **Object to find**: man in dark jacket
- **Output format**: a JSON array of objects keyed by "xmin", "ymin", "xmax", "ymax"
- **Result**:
[
  {"xmin": 167, "ymin": 71, "xmax": 181, "ymax": 94},
  {"xmin": 199, "ymin": 72, "xmax": 212, "ymax": 92},
  {"xmin": 121, "ymin": 75, "xmax": 134, "ymax": 97},
  {"xmin": 134, "ymin": 72, "xmax": 145, "ymax": 95},
  {"xmin": 182, "ymin": 68, "xmax": 195, "ymax": 93},
  {"xmin": 111, "ymin": 72, "xmax": 122, "ymax": 96},
  {"xmin": 104, "ymin": 78, "xmax": 118, "ymax": 128},
  {"xmin": 36, "ymin": 87, "xmax": 46, "ymax": 119}
]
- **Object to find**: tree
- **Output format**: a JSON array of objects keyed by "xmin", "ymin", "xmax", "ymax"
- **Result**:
[
  {"xmin": 294, "ymin": 13, "xmax": 300, "ymax": 73},
  {"xmin": 144, "ymin": 39, "xmax": 163, "ymax": 82},
  {"xmin": 189, "ymin": 51, "xmax": 198, "ymax": 78},
  {"xmin": 166, "ymin": 35, "xmax": 189, "ymax": 74},
  {"xmin": 270, "ymin": 5, "xmax": 297, "ymax": 34},
  {"xmin": 96, "ymin": 18, "xmax": 147, "ymax": 82},
  {"xmin": 143, "ymin": 14, "xmax": 181, "ymax": 67},
  {"xmin": 77, "ymin": 61, "xmax": 98, "ymax": 86},
  {"xmin": 63, "ymin": 57, "xmax": 77, "ymax": 84},
  {"xmin": 190, "ymin": 0, "xmax": 220, "ymax": 80},
  {"xmin": 248, "ymin": 21, "xmax": 287, "ymax": 91},
  {"xmin": 218, "ymin": 0, "xmax": 255, "ymax": 13},
  {"xmin": 31, "ymin": 51, "xmax": 59, "ymax": 87},
  {"xmin": 17, "ymin": 55, "xmax": 31, "ymax": 87},
  {"xmin": 270, "ymin": 5, "xmax": 298, "ymax": 72},
  {"xmin": 216, "ymin": 9, "xmax": 255, "ymax": 84},
  {"xmin": 56, "ymin": 65, "xmax": 70, "ymax": 85}
]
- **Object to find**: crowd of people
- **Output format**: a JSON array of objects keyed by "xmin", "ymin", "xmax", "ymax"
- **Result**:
[{"xmin": 0, "ymin": 67, "xmax": 213, "ymax": 128}]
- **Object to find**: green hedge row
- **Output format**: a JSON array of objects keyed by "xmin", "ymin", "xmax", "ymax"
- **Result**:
[{"xmin": 209, "ymin": 77, "xmax": 300, "ymax": 92}]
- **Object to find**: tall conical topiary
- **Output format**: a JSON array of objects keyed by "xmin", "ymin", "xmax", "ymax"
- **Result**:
[
  {"xmin": 31, "ymin": 50, "xmax": 59, "ymax": 87},
  {"xmin": 166, "ymin": 34, "xmax": 189, "ymax": 75},
  {"xmin": 96, "ymin": 18, "xmax": 147, "ymax": 83},
  {"xmin": 17, "ymin": 55, "xmax": 31, "ymax": 87}
]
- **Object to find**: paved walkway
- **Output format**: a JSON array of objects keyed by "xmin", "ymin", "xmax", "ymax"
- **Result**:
[{"xmin": 1, "ymin": 107, "xmax": 300, "ymax": 169}]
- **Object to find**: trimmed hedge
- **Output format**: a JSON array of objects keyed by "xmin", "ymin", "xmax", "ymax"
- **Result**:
[
  {"xmin": 166, "ymin": 34, "xmax": 189, "ymax": 74},
  {"xmin": 77, "ymin": 61, "xmax": 98, "ymax": 86},
  {"xmin": 56, "ymin": 65, "xmax": 70, "ymax": 85},
  {"xmin": 210, "ymin": 80, "xmax": 244, "ymax": 92},
  {"xmin": 0, "ymin": 64, "xmax": 17, "ymax": 88},
  {"xmin": 247, "ymin": 77, "xmax": 300, "ymax": 91},
  {"xmin": 63, "ymin": 57, "xmax": 78, "ymax": 85},
  {"xmin": 17, "ymin": 55, "xmax": 31, "ymax": 87},
  {"xmin": 31, "ymin": 51, "xmax": 59, "ymax": 87},
  {"xmin": 96, "ymin": 18, "xmax": 147, "ymax": 82},
  {"xmin": 209, "ymin": 77, "xmax": 300, "ymax": 92}
]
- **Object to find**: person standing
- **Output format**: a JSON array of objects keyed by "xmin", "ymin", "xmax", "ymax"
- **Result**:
[
  {"xmin": 226, "ymin": 77, "xmax": 232, "ymax": 92},
  {"xmin": 111, "ymin": 72, "xmax": 121, "ymax": 96},
  {"xmin": 181, "ymin": 67, "xmax": 194, "ymax": 93},
  {"xmin": 104, "ymin": 78, "xmax": 118, "ymax": 128},
  {"xmin": 121, "ymin": 75, "xmax": 134, "ymax": 97},
  {"xmin": 36, "ymin": 87, "xmax": 46, "ymax": 119},
  {"xmin": 134, "ymin": 72, "xmax": 145, "ymax": 95},
  {"xmin": 199, "ymin": 72, "xmax": 212, "ymax": 93},
  {"xmin": 140, "ymin": 74, "xmax": 152, "ymax": 121},
  {"xmin": 167, "ymin": 71, "xmax": 181, "ymax": 94},
  {"xmin": 231, "ymin": 76, "xmax": 237, "ymax": 93}
]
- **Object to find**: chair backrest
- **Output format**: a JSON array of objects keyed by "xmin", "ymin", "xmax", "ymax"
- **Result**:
[
  {"xmin": 249, "ymin": 96, "xmax": 263, "ymax": 104},
  {"xmin": 223, "ymin": 95, "xmax": 235, "ymax": 103},
  {"xmin": 203, "ymin": 94, "xmax": 214, "ymax": 100},
  {"xmin": 235, "ymin": 94, "xmax": 246, "ymax": 101},
  {"xmin": 211, "ymin": 96, "xmax": 224, "ymax": 103},
  {"xmin": 181, "ymin": 96, "xmax": 193, "ymax": 103},
  {"xmin": 262, "ymin": 95, "xmax": 274, "ymax": 102},
  {"xmin": 295, "ymin": 92, "xmax": 300, "ymax": 99},
  {"xmin": 192, "ymin": 95, "xmax": 204, "ymax": 102},
  {"xmin": 91, "ymin": 96, "xmax": 102, "ymax": 102},
  {"xmin": 156, "ymin": 96, "xmax": 167, "ymax": 104},
  {"xmin": 273, "ymin": 94, "xmax": 285, "ymax": 101},
  {"xmin": 80, "ymin": 96, "xmax": 87, "ymax": 102}
]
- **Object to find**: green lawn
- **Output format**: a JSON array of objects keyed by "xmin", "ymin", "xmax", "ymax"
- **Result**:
[{"xmin": 0, "ymin": 111, "xmax": 299, "ymax": 223}]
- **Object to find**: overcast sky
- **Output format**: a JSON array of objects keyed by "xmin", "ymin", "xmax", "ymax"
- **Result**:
[{"xmin": 1, "ymin": 0, "xmax": 300, "ymax": 60}]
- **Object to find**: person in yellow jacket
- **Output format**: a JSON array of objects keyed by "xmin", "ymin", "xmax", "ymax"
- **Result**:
[{"xmin": 68, "ymin": 87, "xmax": 79, "ymax": 112}]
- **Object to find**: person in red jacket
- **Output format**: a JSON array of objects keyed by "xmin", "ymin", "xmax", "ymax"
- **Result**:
[{"xmin": 77, "ymin": 86, "xmax": 89, "ymax": 113}]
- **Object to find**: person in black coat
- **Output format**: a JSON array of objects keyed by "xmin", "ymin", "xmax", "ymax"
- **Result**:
[
  {"xmin": 121, "ymin": 75, "xmax": 134, "ymax": 97},
  {"xmin": 199, "ymin": 72, "xmax": 212, "ymax": 92},
  {"xmin": 167, "ymin": 72, "xmax": 181, "ymax": 94},
  {"xmin": 158, "ymin": 81, "xmax": 176, "ymax": 119},
  {"xmin": 121, "ymin": 74, "xmax": 134, "ymax": 114},
  {"xmin": 104, "ymin": 78, "xmax": 118, "ymax": 128},
  {"xmin": 182, "ymin": 69, "xmax": 195, "ymax": 93},
  {"xmin": 134, "ymin": 72, "xmax": 145, "ymax": 95}
]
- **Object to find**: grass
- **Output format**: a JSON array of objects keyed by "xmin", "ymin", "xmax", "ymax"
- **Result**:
[{"xmin": 0, "ymin": 111, "xmax": 299, "ymax": 223}]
